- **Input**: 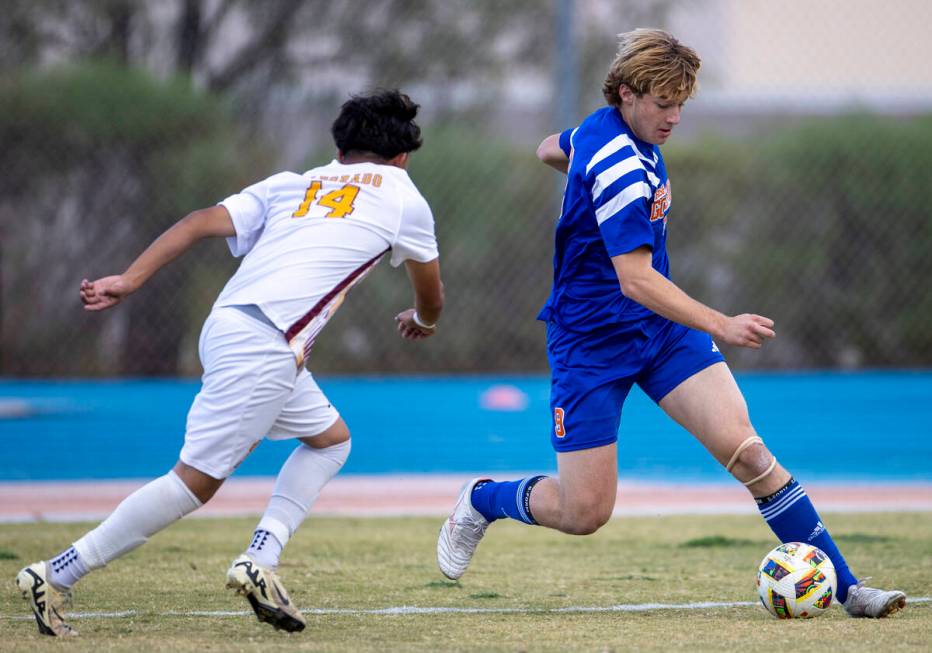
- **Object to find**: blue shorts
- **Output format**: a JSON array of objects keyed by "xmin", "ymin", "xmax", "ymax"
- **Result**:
[{"xmin": 546, "ymin": 316, "xmax": 725, "ymax": 452}]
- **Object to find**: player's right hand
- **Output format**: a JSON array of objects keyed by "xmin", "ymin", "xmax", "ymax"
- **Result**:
[
  {"xmin": 80, "ymin": 275, "xmax": 135, "ymax": 311},
  {"xmin": 719, "ymin": 314, "xmax": 775, "ymax": 349}
]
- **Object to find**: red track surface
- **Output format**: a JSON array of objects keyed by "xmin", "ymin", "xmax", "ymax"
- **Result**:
[{"xmin": 2, "ymin": 477, "xmax": 931, "ymax": 522}]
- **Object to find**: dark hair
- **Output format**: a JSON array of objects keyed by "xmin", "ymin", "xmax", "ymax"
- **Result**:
[{"xmin": 331, "ymin": 90, "xmax": 422, "ymax": 159}]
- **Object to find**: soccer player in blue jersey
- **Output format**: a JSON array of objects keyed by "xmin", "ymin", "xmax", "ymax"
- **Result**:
[{"xmin": 437, "ymin": 28, "xmax": 906, "ymax": 618}]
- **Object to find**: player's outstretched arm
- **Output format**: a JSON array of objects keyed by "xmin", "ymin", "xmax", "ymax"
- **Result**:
[
  {"xmin": 536, "ymin": 133, "xmax": 570, "ymax": 174},
  {"xmin": 612, "ymin": 247, "xmax": 776, "ymax": 349},
  {"xmin": 395, "ymin": 258, "xmax": 443, "ymax": 340},
  {"xmin": 80, "ymin": 206, "xmax": 236, "ymax": 312}
]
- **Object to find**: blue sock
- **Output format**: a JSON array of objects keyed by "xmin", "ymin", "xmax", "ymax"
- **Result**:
[
  {"xmin": 756, "ymin": 478, "xmax": 858, "ymax": 603},
  {"xmin": 470, "ymin": 476, "xmax": 546, "ymax": 525}
]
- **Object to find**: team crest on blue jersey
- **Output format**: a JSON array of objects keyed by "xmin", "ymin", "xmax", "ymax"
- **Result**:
[{"xmin": 649, "ymin": 180, "xmax": 671, "ymax": 223}]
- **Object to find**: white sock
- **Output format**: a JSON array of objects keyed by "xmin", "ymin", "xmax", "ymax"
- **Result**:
[
  {"xmin": 245, "ymin": 529, "xmax": 283, "ymax": 569},
  {"xmin": 247, "ymin": 440, "xmax": 350, "ymax": 569},
  {"xmin": 73, "ymin": 471, "xmax": 202, "ymax": 572},
  {"xmin": 48, "ymin": 546, "xmax": 88, "ymax": 590}
]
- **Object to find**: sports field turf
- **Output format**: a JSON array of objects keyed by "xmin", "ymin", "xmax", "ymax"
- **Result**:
[{"xmin": 1, "ymin": 512, "xmax": 929, "ymax": 652}]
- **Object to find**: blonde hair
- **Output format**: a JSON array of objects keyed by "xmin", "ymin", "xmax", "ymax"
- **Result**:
[{"xmin": 602, "ymin": 29, "xmax": 701, "ymax": 106}]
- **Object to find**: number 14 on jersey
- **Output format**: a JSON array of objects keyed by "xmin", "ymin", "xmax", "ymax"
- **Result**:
[{"xmin": 292, "ymin": 181, "xmax": 359, "ymax": 219}]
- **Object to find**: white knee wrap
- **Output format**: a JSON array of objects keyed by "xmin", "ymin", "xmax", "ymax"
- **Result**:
[
  {"xmin": 742, "ymin": 456, "xmax": 778, "ymax": 487},
  {"xmin": 726, "ymin": 435, "xmax": 778, "ymax": 487}
]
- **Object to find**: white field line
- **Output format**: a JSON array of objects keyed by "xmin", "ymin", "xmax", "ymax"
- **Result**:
[{"xmin": 3, "ymin": 597, "xmax": 929, "ymax": 621}]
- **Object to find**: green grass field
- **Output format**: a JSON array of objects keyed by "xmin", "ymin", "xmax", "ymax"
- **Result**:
[{"xmin": 1, "ymin": 513, "xmax": 929, "ymax": 652}]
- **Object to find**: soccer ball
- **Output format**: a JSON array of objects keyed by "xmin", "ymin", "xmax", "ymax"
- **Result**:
[{"xmin": 756, "ymin": 542, "xmax": 836, "ymax": 619}]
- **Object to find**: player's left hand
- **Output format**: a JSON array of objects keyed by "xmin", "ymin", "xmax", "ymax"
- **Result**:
[
  {"xmin": 80, "ymin": 275, "xmax": 135, "ymax": 311},
  {"xmin": 394, "ymin": 308, "xmax": 436, "ymax": 340}
]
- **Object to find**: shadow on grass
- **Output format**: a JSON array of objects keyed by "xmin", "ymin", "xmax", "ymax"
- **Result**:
[
  {"xmin": 679, "ymin": 535, "xmax": 766, "ymax": 548},
  {"xmin": 468, "ymin": 592, "xmax": 502, "ymax": 599},
  {"xmin": 834, "ymin": 533, "xmax": 894, "ymax": 544}
]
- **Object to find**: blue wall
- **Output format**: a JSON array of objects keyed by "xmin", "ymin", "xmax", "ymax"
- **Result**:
[{"xmin": 1, "ymin": 372, "xmax": 930, "ymax": 482}]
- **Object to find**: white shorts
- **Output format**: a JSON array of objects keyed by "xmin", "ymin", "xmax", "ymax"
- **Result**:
[{"xmin": 179, "ymin": 305, "xmax": 340, "ymax": 479}]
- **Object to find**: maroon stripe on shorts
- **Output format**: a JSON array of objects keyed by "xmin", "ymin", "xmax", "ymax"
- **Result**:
[{"xmin": 284, "ymin": 247, "xmax": 390, "ymax": 342}]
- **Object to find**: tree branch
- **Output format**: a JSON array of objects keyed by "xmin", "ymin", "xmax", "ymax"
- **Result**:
[{"xmin": 206, "ymin": 0, "xmax": 304, "ymax": 92}]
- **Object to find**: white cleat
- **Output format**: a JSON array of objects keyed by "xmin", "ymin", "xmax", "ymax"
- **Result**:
[
  {"xmin": 15, "ymin": 561, "xmax": 78, "ymax": 637},
  {"xmin": 842, "ymin": 581, "xmax": 907, "ymax": 618},
  {"xmin": 437, "ymin": 478, "xmax": 490, "ymax": 580},
  {"xmin": 226, "ymin": 554, "xmax": 306, "ymax": 632}
]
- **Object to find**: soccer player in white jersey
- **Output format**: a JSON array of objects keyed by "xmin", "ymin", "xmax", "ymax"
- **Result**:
[
  {"xmin": 16, "ymin": 90, "xmax": 443, "ymax": 636},
  {"xmin": 437, "ymin": 29, "xmax": 907, "ymax": 619}
]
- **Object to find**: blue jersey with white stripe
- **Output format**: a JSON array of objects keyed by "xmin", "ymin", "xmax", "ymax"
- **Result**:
[{"xmin": 538, "ymin": 106, "xmax": 672, "ymax": 331}]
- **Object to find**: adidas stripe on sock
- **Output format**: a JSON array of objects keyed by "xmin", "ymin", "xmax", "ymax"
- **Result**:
[
  {"xmin": 756, "ymin": 477, "xmax": 858, "ymax": 603},
  {"xmin": 471, "ymin": 476, "xmax": 546, "ymax": 525}
]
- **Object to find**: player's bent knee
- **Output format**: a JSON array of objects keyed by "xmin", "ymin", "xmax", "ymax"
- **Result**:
[
  {"xmin": 300, "ymin": 418, "xmax": 350, "ymax": 448},
  {"xmin": 559, "ymin": 497, "xmax": 613, "ymax": 535},
  {"xmin": 172, "ymin": 461, "xmax": 224, "ymax": 504},
  {"xmin": 726, "ymin": 437, "xmax": 778, "ymax": 487},
  {"xmin": 563, "ymin": 511, "xmax": 611, "ymax": 535}
]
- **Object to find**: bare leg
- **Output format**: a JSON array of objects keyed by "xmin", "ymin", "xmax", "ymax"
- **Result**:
[
  {"xmin": 655, "ymin": 362, "xmax": 910, "ymax": 615},
  {"xmin": 438, "ymin": 442, "xmax": 617, "ymax": 579},
  {"xmin": 298, "ymin": 416, "xmax": 350, "ymax": 448},
  {"xmin": 529, "ymin": 443, "xmax": 618, "ymax": 535},
  {"xmin": 658, "ymin": 362, "xmax": 789, "ymax": 496},
  {"xmin": 173, "ymin": 460, "xmax": 225, "ymax": 503}
]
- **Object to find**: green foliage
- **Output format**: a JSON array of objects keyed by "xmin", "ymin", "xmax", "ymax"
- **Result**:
[
  {"xmin": 0, "ymin": 62, "xmax": 269, "ymax": 376},
  {"xmin": 750, "ymin": 115, "xmax": 932, "ymax": 366},
  {"xmin": 3, "ymin": 65, "xmax": 931, "ymax": 374},
  {"xmin": 666, "ymin": 114, "xmax": 932, "ymax": 368},
  {"xmin": 1, "ymin": 63, "xmax": 218, "ymax": 195},
  {"xmin": 5, "ymin": 63, "xmax": 216, "ymax": 146}
]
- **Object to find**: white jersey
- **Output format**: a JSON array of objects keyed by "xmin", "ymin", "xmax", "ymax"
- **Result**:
[{"xmin": 215, "ymin": 160, "xmax": 439, "ymax": 365}]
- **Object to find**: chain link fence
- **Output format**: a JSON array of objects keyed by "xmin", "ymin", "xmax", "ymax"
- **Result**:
[{"xmin": 1, "ymin": 0, "xmax": 931, "ymax": 377}]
